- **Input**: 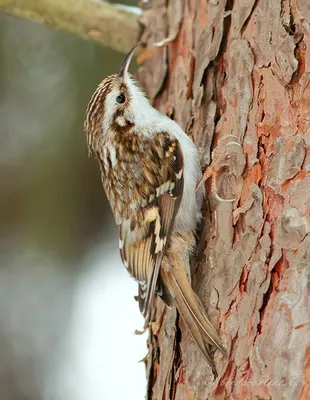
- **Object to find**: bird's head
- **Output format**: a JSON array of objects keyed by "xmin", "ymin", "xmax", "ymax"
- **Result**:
[{"xmin": 85, "ymin": 43, "xmax": 153, "ymax": 151}]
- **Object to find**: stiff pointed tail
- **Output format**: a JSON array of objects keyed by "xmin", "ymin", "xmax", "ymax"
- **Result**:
[{"xmin": 162, "ymin": 264, "xmax": 225, "ymax": 376}]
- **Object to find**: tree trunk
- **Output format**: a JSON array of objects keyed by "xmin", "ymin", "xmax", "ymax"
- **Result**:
[{"xmin": 139, "ymin": 1, "xmax": 310, "ymax": 399}]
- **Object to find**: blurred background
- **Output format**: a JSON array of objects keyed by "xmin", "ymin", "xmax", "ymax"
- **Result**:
[{"xmin": 0, "ymin": 3, "xmax": 146, "ymax": 399}]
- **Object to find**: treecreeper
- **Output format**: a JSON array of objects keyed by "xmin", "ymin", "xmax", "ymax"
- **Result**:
[{"xmin": 84, "ymin": 43, "xmax": 225, "ymax": 376}]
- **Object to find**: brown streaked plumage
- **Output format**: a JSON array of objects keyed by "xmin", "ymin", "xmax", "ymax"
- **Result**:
[{"xmin": 84, "ymin": 44, "xmax": 225, "ymax": 377}]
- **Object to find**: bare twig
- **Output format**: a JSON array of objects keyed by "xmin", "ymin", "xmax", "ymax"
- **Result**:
[{"xmin": 0, "ymin": 0, "xmax": 140, "ymax": 54}]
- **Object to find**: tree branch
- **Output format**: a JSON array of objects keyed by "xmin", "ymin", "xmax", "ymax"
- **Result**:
[{"xmin": 0, "ymin": 0, "xmax": 140, "ymax": 54}]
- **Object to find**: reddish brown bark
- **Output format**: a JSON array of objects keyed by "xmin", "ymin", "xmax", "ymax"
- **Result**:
[{"xmin": 139, "ymin": 1, "xmax": 310, "ymax": 399}]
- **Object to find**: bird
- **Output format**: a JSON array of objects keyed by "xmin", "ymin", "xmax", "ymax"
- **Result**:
[{"xmin": 84, "ymin": 43, "xmax": 225, "ymax": 376}]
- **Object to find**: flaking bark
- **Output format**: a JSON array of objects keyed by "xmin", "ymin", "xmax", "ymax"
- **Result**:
[{"xmin": 139, "ymin": 1, "xmax": 310, "ymax": 399}]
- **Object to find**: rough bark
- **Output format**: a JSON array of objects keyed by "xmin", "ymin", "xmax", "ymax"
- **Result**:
[
  {"xmin": 139, "ymin": 1, "xmax": 310, "ymax": 399},
  {"xmin": 0, "ymin": 0, "xmax": 140, "ymax": 53}
]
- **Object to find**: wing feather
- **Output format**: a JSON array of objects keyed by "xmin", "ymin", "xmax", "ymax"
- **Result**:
[{"xmin": 119, "ymin": 136, "xmax": 184, "ymax": 319}]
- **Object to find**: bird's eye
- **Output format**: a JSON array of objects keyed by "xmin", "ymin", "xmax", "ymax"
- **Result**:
[{"xmin": 116, "ymin": 94, "xmax": 126, "ymax": 104}]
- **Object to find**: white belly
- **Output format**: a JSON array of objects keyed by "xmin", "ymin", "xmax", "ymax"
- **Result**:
[{"xmin": 169, "ymin": 123, "xmax": 204, "ymax": 233}]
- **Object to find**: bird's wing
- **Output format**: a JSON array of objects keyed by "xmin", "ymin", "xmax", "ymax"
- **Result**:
[{"xmin": 119, "ymin": 136, "xmax": 184, "ymax": 319}]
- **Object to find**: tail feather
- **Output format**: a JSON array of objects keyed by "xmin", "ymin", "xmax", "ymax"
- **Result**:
[
  {"xmin": 162, "ymin": 265, "xmax": 225, "ymax": 374},
  {"xmin": 171, "ymin": 272, "xmax": 225, "ymax": 354},
  {"xmin": 171, "ymin": 278, "xmax": 218, "ymax": 376}
]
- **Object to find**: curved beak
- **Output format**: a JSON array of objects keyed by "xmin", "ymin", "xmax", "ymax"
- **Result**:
[{"xmin": 118, "ymin": 42, "xmax": 140, "ymax": 78}]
